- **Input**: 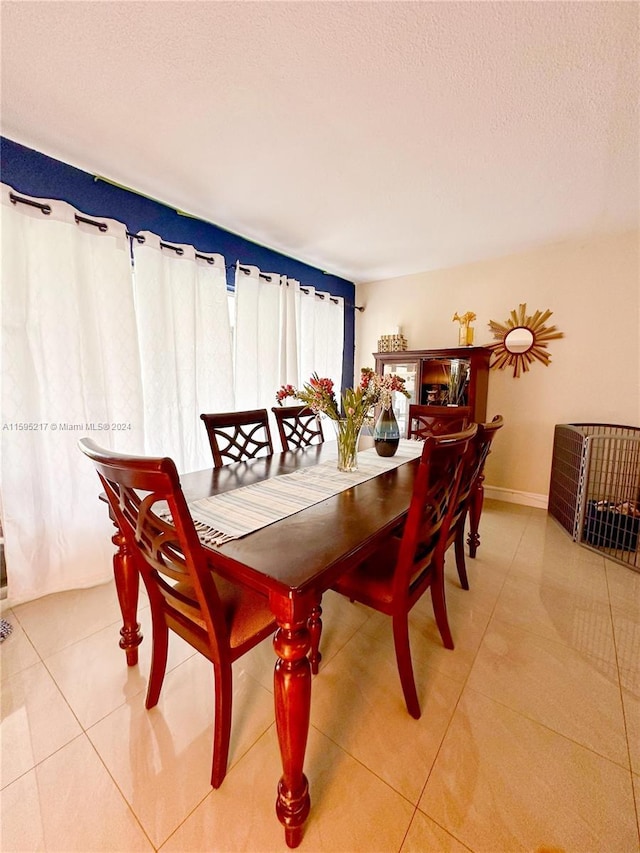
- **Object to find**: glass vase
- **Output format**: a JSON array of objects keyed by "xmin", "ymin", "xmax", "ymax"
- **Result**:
[
  {"xmin": 458, "ymin": 325, "xmax": 474, "ymax": 346},
  {"xmin": 332, "ymin": 418, "xmax": 362, "ymax": 472},
  {"xmin": 373, "ymin": 406, "xmax": 400, "ymax": 457}
]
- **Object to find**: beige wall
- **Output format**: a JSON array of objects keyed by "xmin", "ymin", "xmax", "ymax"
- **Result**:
[{"xmin": 355, "ymin": 231, "xmax": 640, "ymax": 505}]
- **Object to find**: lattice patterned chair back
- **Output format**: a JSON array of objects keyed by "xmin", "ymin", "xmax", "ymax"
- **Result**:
[
  {"xmin": 271, "ymin": 405, "xmax": 324, "ymax": 451},
  {"xmin": 407, "ymin": 404, "xmax": 471, "ymax": 440},
  {"xmin": 200, "ymin": 409, "xmax": 274, "ymax": 467},
  {"xmin": 78, "ymin": 438, "xmax": 276, "ymax": 789}
]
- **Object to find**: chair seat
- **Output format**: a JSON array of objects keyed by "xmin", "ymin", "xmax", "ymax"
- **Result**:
[
  {"xmin": 333, "ymin": 537, "xmax": 400, "ymax": 609},
  {"xmin": 172, "ymin": 578, "xmax": 275, "ymax": 651},
  {"xmin": 333, "ymin": 533, "xmax": 440, "ymax": 612}
]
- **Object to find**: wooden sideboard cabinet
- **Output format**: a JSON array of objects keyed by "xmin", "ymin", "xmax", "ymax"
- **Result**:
[{"xmin": 374, "ymin": 347, "xmax": 491, "ymax": 437}]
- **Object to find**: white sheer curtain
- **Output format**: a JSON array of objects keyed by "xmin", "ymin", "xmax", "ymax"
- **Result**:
[
  {"xmin": 132, "ymin": 234, "xmax": 233, "ymax": 472},
  {"xmin": 233, "ymin": 265, "xmax": 300, "ymax": 409},
  {"xmin": 299, "ymin": 286, "xmax": 345, "ymax": 400},
  {"xmin": 234, "ymin": 264, "xmax": 344, "ymax": 412},
  {"xmin": 1, "ymin": 185, "xmax": 145, "ymax": 604}
]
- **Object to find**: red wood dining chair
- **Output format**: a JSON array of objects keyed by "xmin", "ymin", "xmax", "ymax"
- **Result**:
[
  {"xmin": 271, "ymin": 405, "xmax": 324, "ymax": 451},
  {"xmin": 407, "ymin": 404, "xmax": 471, "ymax": 440},
  {"xmin": 200, "ymin": 409, "xmax": 274, "ymax": 468},
  {"xmin": 331, "ymin": 424, "xmax": 477, "ymax": 719},
  {"xmin": 78, "ymin": 438, "xmax": 276, "ymax": 789},
  {"xmin": 440, "ymin": 415, "xmax": 504, "ymax": 590}
]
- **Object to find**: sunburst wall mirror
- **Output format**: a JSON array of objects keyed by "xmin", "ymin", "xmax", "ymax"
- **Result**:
[{"xmin": 487, "ymin": 303, "xmax": 564, "ymax": 378}]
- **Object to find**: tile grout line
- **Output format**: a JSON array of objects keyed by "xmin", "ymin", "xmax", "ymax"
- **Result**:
[
  {"xmin": 409, "ymin": 507, "xmax": 534, "ymax": 851},
  {"xmin": 603, "ymin": 561, "xmax": 640, "ymax": 848}
]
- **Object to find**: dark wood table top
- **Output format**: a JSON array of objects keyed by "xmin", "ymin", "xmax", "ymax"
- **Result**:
[{"xmin": 179, "ymin": 442, "xmax": 420, "ymax": 598}]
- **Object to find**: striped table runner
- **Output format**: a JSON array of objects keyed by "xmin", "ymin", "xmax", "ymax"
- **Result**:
[{"xmin": 189, "ymin": 439, "xmax": 424, "ymax": 546}]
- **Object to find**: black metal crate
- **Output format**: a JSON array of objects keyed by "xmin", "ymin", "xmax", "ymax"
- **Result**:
[
  {"xmin": 548, "ymin": 424, "xmax": 640, "ymax": 572},
  {"xmin": 584, "ymin": 500, "xmax": 640, "ymax": 551}
]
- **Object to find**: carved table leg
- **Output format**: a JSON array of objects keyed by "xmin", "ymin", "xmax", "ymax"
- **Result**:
[
  {"xmin": 111, "ymin": 526, "xmax": 142, "ymax": 666},
  {"xmin": 467, "ymin": 473, "xmax": 485, "ymax": 558},
  {"xmin": 271, "ymin": 596, "xmax": 312, "ymax": 849},
  {"xmin": 308, "ymin": 595, "xmax": 322, "ymax": 675}
]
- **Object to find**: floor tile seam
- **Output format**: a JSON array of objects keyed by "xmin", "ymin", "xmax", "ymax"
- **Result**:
[
  {"xmin": 316, "ymin": 609, "xmax": 467, "ymax": 689},
  {"xmin": 319, "ymin": 615, "xmax": 393, "ymax": 665},
  {"xmin": 505, "ymin": 564, "xmax": 612, "ymax": 601},
  {"xmin": 306, "ymin": 721, "xmax": 420, "ymax": 810},
  {"xmin": 1, "ymin": 653, "xmax": 87, "ymax": 743},
  {"xmin": 609, "ymin": 600, "xmax": 640, "ymax": 627},
  {"xmin": 311, "ymin": 615, "xmax": 371, "ymax": 671},
  {"xmin": 81, "ymin": 727, "xmax": 157, "ymax": 851},
  {"xmin": 64, "ymin": 640, "xmax": 197, "ymax": 730},
  {"xmin": 0, "ymin": 607, "xmax": 44, "ymax": 671},
  {"xmin": 39, "ymin": 651, "xmax": 120, "ymax": 735},
  {"xmin": 39, "ymin": 627, "xmax": 201, "ymax": 729},
  {"xmin": 412, "ymin": 559, "xmax": 509, "ymax": 812},
  {"xmin": 410, "ymin": 803, "xmax": 477, "ymax": 852},
  {"xmin": 94, "ymin": 718, "xmax": 269, "ymax": 852},
  {"xmin": 17, "ymin": 612, "xmax": 138, "ymax": 662},
  {"xmin": 499, "ymin": 571, "xmax": 623, "ymax": 611},
  {"xmin": 0, "ymin": 729, "xmax": 92, "ymax": 794},
  {"xmin": 412, "ymin": 693, "xmax": 466, "ymax": 814},
  {"xmin": 1, "ymin": 654, "xmax": 50, "ymax": 690},
  {"xmin": 606, "ymin": 569, "xmax": 640, "ymax": 802},
  {"xmin": 397, "ymin": 805, "xmax": 418, "ymax": 853},
  {"xmin": 461, "ymin": 684, "xmax": 632, "ymax": 772},
  {"xmin": 84, "ymin": 657, "xmax": 276, "ymax": 757},
  {"xmin": 224, "ymin": 692, "xmax": 277, "ymax": 773},
  {"xmin": 486, "ymin": 611, "xmax": 622, "ymax": 677},
  {"xmin": 152, "ymin": 772, "xmax": 227, "ymax": 852},
  {"xmin": 631, "ymin": 773, "xmax": 640, "ymax": 848}
]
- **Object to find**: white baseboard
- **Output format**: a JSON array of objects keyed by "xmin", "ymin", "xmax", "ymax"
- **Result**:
[{"xmin": 484, "ymin": 486, "xmax": 548, "ymax": 510}]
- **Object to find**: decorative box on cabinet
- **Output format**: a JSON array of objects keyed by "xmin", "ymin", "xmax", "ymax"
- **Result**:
[{"xmin": 374, "ymin": 347, "xmax": 491, "ymax": 437}]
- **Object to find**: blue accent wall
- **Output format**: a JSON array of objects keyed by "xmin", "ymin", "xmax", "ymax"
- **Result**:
[{"xmin": 1, "ymin": 136, "xmax": 355, "ymax": 391}]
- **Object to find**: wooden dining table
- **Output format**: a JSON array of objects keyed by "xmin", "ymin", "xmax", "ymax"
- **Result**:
[{"xmin": 108, "ymin": 441, "xmax": 421, "ymax": 848}]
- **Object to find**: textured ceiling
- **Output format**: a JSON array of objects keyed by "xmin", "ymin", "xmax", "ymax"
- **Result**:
[{"xmin": 1, "ymin": 1, "xmax": 638, "ymax": 283}]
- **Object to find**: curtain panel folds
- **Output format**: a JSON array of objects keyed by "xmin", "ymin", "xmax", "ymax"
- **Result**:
[
  {"xmin": 0, "ymin": 185, "xmax": 343, "ymax": 604},
  {"xmin": 1, "ymin": 186, "xmax": 145, "ymax": 603},
  {"xmin": 233, "ymin": 264, "xmax": 344, "ymax": 413},
  {"xmin": 132, "ymin": 235, "xmax": 233, "ymax": 473}
]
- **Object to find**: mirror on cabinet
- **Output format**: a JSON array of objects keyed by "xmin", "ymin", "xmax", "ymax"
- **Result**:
[{"xmin": 382, "ymin": 361, "xmax": 419, "ymax": 438}]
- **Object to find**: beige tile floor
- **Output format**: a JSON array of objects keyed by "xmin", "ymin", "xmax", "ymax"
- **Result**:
[{"xmin": 2, "ymin": 500, "xmax": 639, "ymax": 852}]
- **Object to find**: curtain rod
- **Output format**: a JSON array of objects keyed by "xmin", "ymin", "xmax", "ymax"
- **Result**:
[
  {"xmin": 235, "ymin": 265, "xmax": 342, "ymax": 305},
  {"xmin": 9, "ymin": 192, "xmax": 51, "ymax": 215},
  {"xmin": 8, "ymin": 197, "xmax": 219, "ymax": 264},
  {"xmin": 9, "ymin": 194, "xmax": 361, "ymax": 302}
]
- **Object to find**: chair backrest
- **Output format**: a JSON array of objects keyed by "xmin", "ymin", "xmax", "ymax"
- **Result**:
[
  {"xmin": 78, "ymin": 438, "xmax": 229, "ymax": 657},
  {"xmin": 407, "ymin": 404, "xmax": 472, "ymax": 440},
  {"xmin": 446, "ymin": 415, "xmax": 504, "ymax": 541},
  {"xmin": 271, "ymin": 405, "xmax": 324, "ymax": 451},
  {"xmin": 474, "ymin": 415, "xmax": 504, "ymax": 483},
  {"xmin": 393, "ymin": 424, "xmax": 478, "ymax": 598},
  {"xmin": 200, "ymin": 409, "xmax": 274, "ymax": 468}
]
